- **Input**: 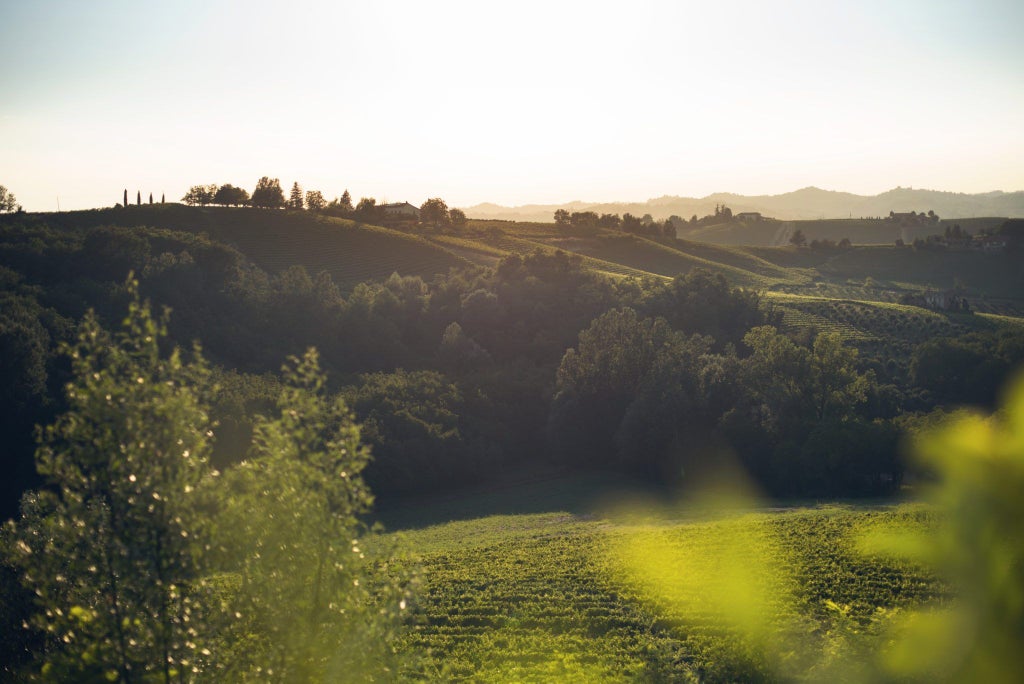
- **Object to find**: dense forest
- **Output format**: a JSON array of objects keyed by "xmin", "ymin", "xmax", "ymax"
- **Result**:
[{"xmin": 1, "ymin": 207, "xmax": 1023, "ymax": 679}]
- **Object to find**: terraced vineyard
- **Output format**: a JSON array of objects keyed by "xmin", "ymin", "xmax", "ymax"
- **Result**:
[
  {"xmin": 765, "ymin": 292, "xmax": 1024, "ymax": 345},
  {"xmin": 477, "ymin": 234, "xmax": 668, "ymax": 282},
  {"xmin": 391, "ymin": 501, "xmax": 941, "ymax": 681},
  {"xmin": 545, "ymin": 235, "xmax": 774, "ymax": 289},
  {"xmin": 670, "ymin": 237, "xmax": 816, "ymax": 284},
  {"xmin": 433, "ymin": 229, "xmax": 789, "ymax": 288},
  {"xmin": 428, "ymin": 234, "xmax": 510, "ymax": 264}
]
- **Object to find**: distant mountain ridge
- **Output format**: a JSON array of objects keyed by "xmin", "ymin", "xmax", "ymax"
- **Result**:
[{"xmin": 465, "ymin": 187, "xmax": 1024, "ymax": 222}]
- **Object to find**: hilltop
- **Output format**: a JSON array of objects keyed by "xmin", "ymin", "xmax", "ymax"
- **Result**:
[
  {"xmin": 466, "ymin": 187, "xmax": 1024, "ymax": 223},
  {"xmin": 23, "ymin": 204, "xmax": 469, "ymax": 289}
]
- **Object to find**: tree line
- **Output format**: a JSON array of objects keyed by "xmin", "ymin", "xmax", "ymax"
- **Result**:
[
  {"xmin": 180, "ymin": 180, "xmax": 468, "ymax": 229},
  {"xmin": 554, "ymin": 208, "xmax": 677, "ymax": 238},
  {"xmin": 553, "ymin": 204, "xmax": 770, "ymax": 239},
  {"xmin": 181, "ymin": 178, "xmax": 317, "ymax": 210}
]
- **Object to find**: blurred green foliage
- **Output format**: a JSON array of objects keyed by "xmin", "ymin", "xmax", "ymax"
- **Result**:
[{"xmin": 864, "ymin": 374, "xmax": 1024, "ymax": 682}]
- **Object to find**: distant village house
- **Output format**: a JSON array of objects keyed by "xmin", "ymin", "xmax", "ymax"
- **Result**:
[
  {"xmin": 974, "ymin": 235, "xmax": 1007, "ymax": 252},
  {"xmin": 736, "ymin": 212, "xmax": 762, "ymax": 222},
  {"xmin": 899, "ymin": 289, "xmax": 970, "ymax": 313},
  {"xmin": 382, "ymin": 202, "xmax": 420, "ymax": 219}
]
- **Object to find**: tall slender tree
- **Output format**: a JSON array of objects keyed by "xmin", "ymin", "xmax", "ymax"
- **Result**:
[
  {"xmin": 289, "ymin": 182, "xmax": 304, "ymax": 210},
  {"xmin": 136, "ymin": 191, "xmax": 141, "ymax": 206},
  {"xmin": 123, "ymin": 189, "xmax": 128, "ymax": 207}
]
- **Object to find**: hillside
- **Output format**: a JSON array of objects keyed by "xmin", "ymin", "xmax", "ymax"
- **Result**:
[
  {"xmin": 466, "ymin": 187, "xmax": 1024, "ymax": 223},
  {"xmin": 447, "ymin": 220, "xmax": 1023, "ymax": 315},
  {"xmin": 382, "ymin": 481, "xmax": 941, "ymax": 681},
  {"xmin": 28, "ymin": 204, "xmax": 469, "ymax": 288},
  {"xmin": 9, "ymin": 205, "xmax": 1019, "ymax": 323},
  {"xmin": 677, "ymin": 216, "xmax": 1011, "ymax": 247}
]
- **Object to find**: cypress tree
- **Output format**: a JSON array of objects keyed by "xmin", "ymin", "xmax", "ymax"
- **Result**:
[
  {"xmin": 136, "ymin": 191, "xmax": 141, "ymax": 206},
  {"xmin": 161, "ymin": 193, "xmax": 165, "ymax": 204},
  {"xmin": 123, "ymin": 189, "xmax": 128, "ymax": 207},
  {"xmin": 149, "ymin": 192, "xmax": 153, "ymax": 204}
]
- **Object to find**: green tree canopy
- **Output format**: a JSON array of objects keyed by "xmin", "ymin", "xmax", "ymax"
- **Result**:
[
  {"xmin": 449, "ymin": 207, "xmax": 467, "ymax": 228},
  {"xmin": 551, "ymin": 307, "xmax": 706, "ymax": 469},
  {"xmin": 325, "ymin": 189, "xmax": 354, "ymax": 217},
  {"xmin": 734, "ymin": 326, "xmax": 879, "ymax": 492},
  {"xmin": 213, "ymin": 183, "xmax": 250, "ymax": 207},
  {"xmin": 251, "ymin": 177, "xmax": 285, "ymax": 209},
  {"xmin": 182, "ymin": 184, "xmax": 217, "ymax": 206},
  {"xmin": 354, "ymin": 197, "xmax": 384, "ymax": 223},
  {"xmin": 420, "ymin": 198, "xmax": 449, "ymax": 228},
  {"xmin": 305, "ymin": 189, "xmax": 326, "ymax": 212},
  {"xmin": 0, "ymin": 186, "xmax": 19, "ymax": 213}
]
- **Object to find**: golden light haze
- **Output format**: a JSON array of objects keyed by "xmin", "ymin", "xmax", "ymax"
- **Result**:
[{"xmin": 1, "ymin": 0, "xmax": 1022, "ymax": 211}]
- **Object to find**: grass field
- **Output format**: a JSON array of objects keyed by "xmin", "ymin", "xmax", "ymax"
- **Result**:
[{"xmin": 383, "ymin": 479, "xmax": 941, "ymax": 681}]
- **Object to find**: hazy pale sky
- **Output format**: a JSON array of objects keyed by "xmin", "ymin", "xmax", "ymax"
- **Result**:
[{"xmin": 2, "ymin": 0, "xmax": 1023, "ymax": 211}]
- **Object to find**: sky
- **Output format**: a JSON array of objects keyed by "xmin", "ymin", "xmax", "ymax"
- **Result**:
[{"xmin": 2, "ymin": 0, "xmax": 1023, "ymax": 212}]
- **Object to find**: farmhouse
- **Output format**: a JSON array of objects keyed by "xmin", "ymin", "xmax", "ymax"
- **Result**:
[
  {"xmin": 900, "ymin": 289, "xmax": 971, "ymax": 313},
  {"xmin": 382, "ymin": 202, "xmax": 420, "ymax": 219},
  {"xmin": 974, "ymin": 235, "xmax": 1007, "ymax": 252},
  {"xmin": 736, "ymin": 212, "xmax": 762, "ymax": 222}
]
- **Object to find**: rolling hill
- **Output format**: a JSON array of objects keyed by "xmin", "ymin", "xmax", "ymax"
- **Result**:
[
  {"xmin": 31, "ymin": 204, "xmax": 470, "ymax": 289},
  {"xmin": 7, "ymin": 205, "xmax": 1022, "ymax": 343},
  {"xmin": 466, "ymin": 187, "xmax": 1024, "ymax": 223}
]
